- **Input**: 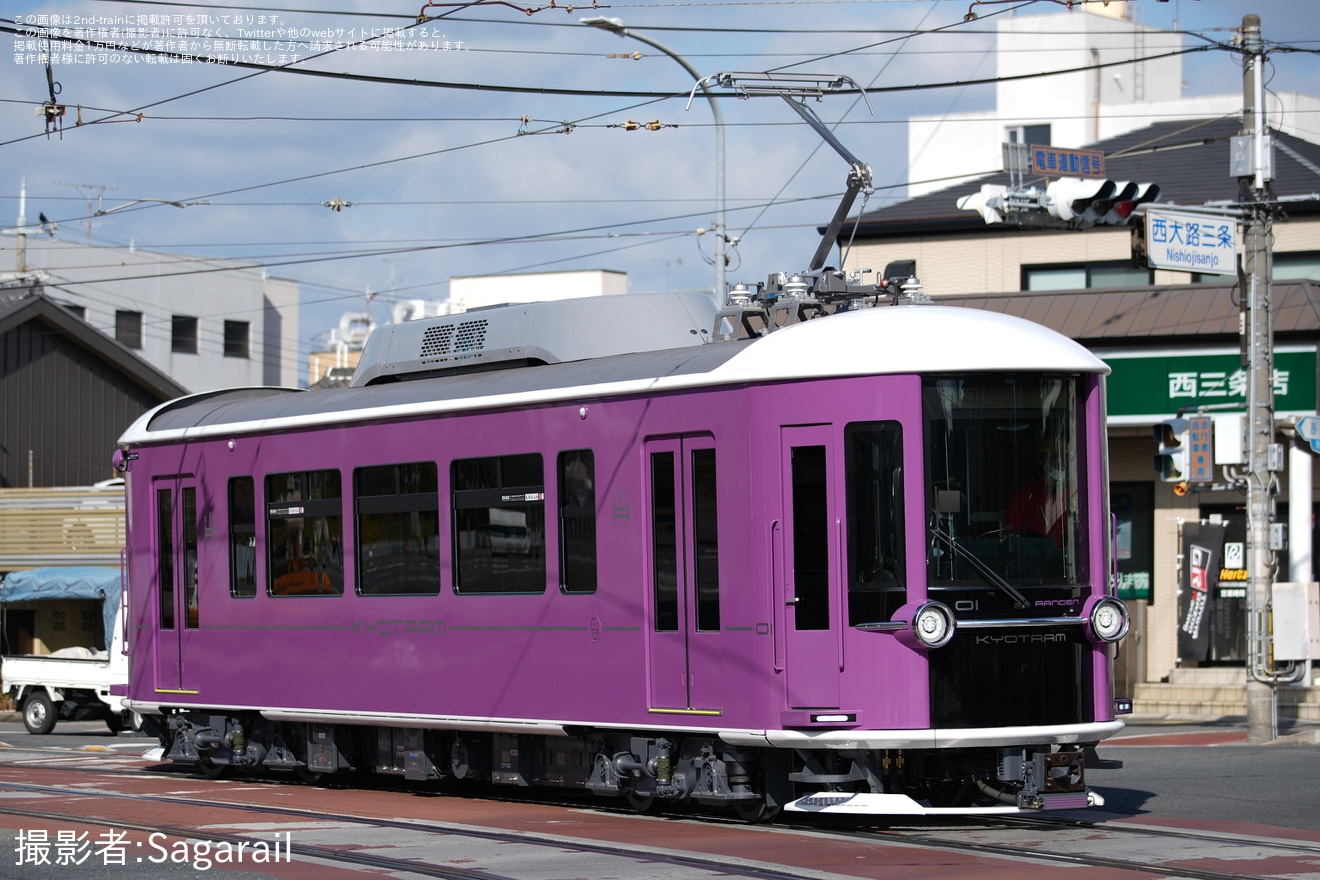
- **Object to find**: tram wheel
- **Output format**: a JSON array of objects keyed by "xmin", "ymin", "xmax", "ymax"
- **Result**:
[
  {"xmin": 732, "ymin": 796, "xmax": 780, "ymax": 824},
  {"xmin": 295, "ymin": 765, "xmax": 328, "ymax": 786},
  {"xmin": 197, "ymin": 757, "xmax": 230, "ymax": 779},
  {"xmin": 625, "ymin": 790, "xmax": 658, "ymax": 814}
]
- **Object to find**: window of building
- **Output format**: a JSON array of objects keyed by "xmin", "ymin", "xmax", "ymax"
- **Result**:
[
  {"xmin": 60, "ymin": 303, "xmax": 85, "ymax": 320},
  {"xmin": 845, "ymin": 421, "xmax": 905, "ymax": 626},
  {"xmin": 1192, "ymin": 252, "xmax": 1320, "ymax": 284},
  {"xmin": 1274, "ymin": 252, "xmax": 1320, "ymax": 281},
  {"xmin": 172, "ymin": 315, "xmax": 199, "ymax": 354},
  {"xmin": 266, "ymin": 469, "xmax": 344, "ymax": 596},
  {"xmin": 1006, "ymin": 123, "xmax": 1051, "ymax": 146},
  {"xmin": 1111, "ymin": 482, "xmax": 1153, "ymax": 603},
  {"xmin": 452, "ymin": 454, "xmax": 545, "ymax": 594},
  {"xmin": 224, "ymin": 320, "xmax": 250, "ymax": 359},
  {"xmin": 229, "ymin": 477, "xmax": 257, "ymax": 597},
  {"xmin": 558, "ymin": 450, "xmax": 597, "ymax": 594},
  {"xmin": 355, "ymin": 462, "xmax": 440, "ymax": 595},
  {"xmin": 115, "ymin": 310, "xmax": 143, "ymax": 349},
  {"xmin": 1023, "ymin": 262, "xmax": 1153, "ymax": 291}
]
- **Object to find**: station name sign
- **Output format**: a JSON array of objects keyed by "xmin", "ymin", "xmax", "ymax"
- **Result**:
[{"xmin": 1144, "ymin": 208, "xmax": 1238, "ymax": 277}]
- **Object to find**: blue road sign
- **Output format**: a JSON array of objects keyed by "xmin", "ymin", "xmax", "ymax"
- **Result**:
[{"xmin": 1297, "ymin": 415, "xmax": 1320, "ymax": 454}]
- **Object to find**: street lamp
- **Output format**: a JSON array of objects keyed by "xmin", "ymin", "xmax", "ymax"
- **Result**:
[{"xmin": 581, "ymin": 16, "xmax": 726, "ymax": 304}]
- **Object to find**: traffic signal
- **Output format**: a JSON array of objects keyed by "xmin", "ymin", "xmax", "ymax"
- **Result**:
[
  {"xmin": 1096, "ymin": 181, "xmax": 1161, "ymax": 225},
  {"xmin": 1153, "ymin": 418, "xmax": 1189, "ymax": 482},
  {"xmin": 1046, "ymin": 178, "xmax": 1160, "ymax": 225},
  {"xmin": 1045, "ymin": 178, "xmax": 1115, "ymax": 222},
  {"xmin": 955, "ymin": 184, "xmax": 1007, "ymax": 225}
]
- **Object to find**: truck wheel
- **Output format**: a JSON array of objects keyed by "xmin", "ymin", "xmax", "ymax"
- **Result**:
[
  {"xmin": 106, "ymin": 710, "xmax": 143, "ymax": 734},
  {"xmin": 23, "ymin": 693, "xmax": 57, "ymax": 735}
]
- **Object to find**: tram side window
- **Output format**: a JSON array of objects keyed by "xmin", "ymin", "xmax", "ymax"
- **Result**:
[
  {"xmin": 452, "ymin": 453, "xmax": 546, "ymax": 594},
  {"xmin": 266, "ymin": 469, "xmax": 345, "ymax": 596},
  {"xmin": 845, "ymin": 422, "xmax": 905, "ymax": 626},
  {"xmin": 558, "ymin": 450, "xmax": 597, "ymax": 594},
  {"xmin": 354, "ymin": 462, "xmax": 440, "ymax": 596},
  {"xmin": 229, "ymin": 477, "xmax": 257, "ymax": 598}
]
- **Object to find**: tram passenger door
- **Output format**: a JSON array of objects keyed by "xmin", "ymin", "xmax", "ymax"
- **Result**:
[
  {"xmin": 645, "ymin": 436, "xmax": 723, "ymax": 714},
  {"xmin": 781, "ymin": 426, "xmax": 842, "ymax": 709},
  {"xmin": 153, "ymin": 478, "xmax": 200, "ymax": 694}
]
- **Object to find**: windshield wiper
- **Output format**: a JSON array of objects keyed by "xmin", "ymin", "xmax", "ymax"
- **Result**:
[{"xmin": 929, "ymin": 520, "xmax": 1030, "ymax": 609}]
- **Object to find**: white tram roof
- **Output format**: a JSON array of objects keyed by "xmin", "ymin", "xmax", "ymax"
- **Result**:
[{"xmin": 119, "ymin": 299, "xmax": 1106, "ymax": 447}]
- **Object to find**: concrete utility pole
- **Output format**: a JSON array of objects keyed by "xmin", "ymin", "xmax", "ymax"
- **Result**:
[
  {"xmin": 1239, "ymin": 13, "xmax": 1278, "ymax": 744},
  {"xmin": 16, "ymin": 177, "xmax": 28, "ymax": 275}
]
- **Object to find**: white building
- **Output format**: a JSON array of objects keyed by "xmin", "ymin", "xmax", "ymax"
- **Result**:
[
  {"xmin": 2, "ymin": 238, "xmax": 300, "ymax": 392},
  {"xmin": 906, "ymin": 5, "xmax": 1320, "ymax": 199},
  {"xmin": 448, "ymin": 269, "xmax": 628, "ymax": 314}
]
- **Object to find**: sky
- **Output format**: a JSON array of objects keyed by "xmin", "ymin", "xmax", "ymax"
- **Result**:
[{"xmin": 2, "ymin": 0, "xmax": 1318, "ymax": 380}]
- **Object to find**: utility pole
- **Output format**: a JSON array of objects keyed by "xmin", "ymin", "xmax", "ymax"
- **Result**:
[
  {"xmin": 581, "ymin": 18, "xmax": 726, "ymax": 304},
  {"xmin": 1239, "ymin": 13, "xmax": 1278, "ymax": 744},
  {"xmin": 16, "ymin": 177, "xmax": 28, "ymax": 275}
]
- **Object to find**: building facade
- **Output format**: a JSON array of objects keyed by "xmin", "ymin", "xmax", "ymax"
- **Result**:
[{"xmin": 3, "ymin": 238, "xmax": 300, "ymax": 393}]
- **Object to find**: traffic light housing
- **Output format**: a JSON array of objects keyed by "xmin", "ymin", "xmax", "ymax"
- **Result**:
[
  {"xmin": 1045, "ymin": 178, "xmax": 1115, "ymax": 222},
  {"xmin": 955, "ymin": 184, "xmax": 1007, "ymax": 225},
  {"xmin": 1046, "ymin": 178, "xmax": 1160, "ymax": 225},
  {"xmin": 1153, "ymin": 418, "xmax": 1189, "ymax": 483},
  {"xmin": 1097, "ymin": 181, "xmax": 1161, "ymax": 224}
]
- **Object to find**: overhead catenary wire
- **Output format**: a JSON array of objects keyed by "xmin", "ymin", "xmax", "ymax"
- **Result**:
[{"xmin": 6, "ymin": 1, "xmax": 1311, "ymax": 364}]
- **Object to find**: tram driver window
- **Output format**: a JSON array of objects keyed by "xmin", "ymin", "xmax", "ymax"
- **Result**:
[
  {"xmin": 452, "ymin": 453, "xmax": 546, "ymax": 594},
  {"xmin": 266, "ymin": 469, "xmax": 345, "ymax": 596},
  {"xmin": 923, "ymin": 376, "xmax": 1081, "ymax": 588}
]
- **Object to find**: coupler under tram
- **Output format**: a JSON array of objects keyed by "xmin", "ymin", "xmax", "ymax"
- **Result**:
[{"xmin": 150, "ymin": 710, "xmax": 1099, "ymax": 818}]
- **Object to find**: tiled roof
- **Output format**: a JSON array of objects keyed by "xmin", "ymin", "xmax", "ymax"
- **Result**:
[
  {"xmin": 937, "ymin": 278, "xmax": 1320, "ymax": 346},
  {"xmin": 846, "ymin": 118, "xmax": 1320, "ymax": 236}
]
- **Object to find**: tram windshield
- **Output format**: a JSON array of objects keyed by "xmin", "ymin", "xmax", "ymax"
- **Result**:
[{"xmin": 924, "ymin": 375, "xmax": 1081, "ymax": 589}]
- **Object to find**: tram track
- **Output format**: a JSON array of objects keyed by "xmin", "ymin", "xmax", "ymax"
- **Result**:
[
  {"xmin": 988, "ymin": 813, "xmax": 1320, "ymax": 855},
  {"xmin": 0, "ymin": 750, "xmax": 1316, "ymax": 879},
  {"xmin": 0, "ymin": 777, "xmax": 831, "ymax": 880},
  {"xmin": 826, "ymin": 822, "xmax": 1289, "ymax": 880}
]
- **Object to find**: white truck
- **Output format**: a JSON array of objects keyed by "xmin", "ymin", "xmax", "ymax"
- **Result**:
[{"xmin": 1, "ymin": 567, "xmax": 133, "ymax": 734}]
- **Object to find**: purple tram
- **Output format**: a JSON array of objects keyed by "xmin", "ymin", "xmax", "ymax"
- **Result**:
[{"xmin": 117, "ymin": 273, "xmax": 1130, "ymax": 819}]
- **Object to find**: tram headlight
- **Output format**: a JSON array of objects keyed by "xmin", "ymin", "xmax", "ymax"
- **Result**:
[
  {"xmin": 1087, "ymin": 596, "xmax": 1130, "ymax": 644},
  {"xmin": 912, "ymin": 601, "xmax": 956, "ymax": 648}
]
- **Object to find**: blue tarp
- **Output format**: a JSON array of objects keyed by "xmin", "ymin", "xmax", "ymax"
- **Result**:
[{"xmin": 0, "ymin": 567, "xmax": 122, "ymax": 645}]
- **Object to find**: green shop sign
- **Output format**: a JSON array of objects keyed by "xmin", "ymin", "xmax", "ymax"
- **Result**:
[{"xmin": 1102, "ymin": 348, "xmax": 1317, "ymax": 420}]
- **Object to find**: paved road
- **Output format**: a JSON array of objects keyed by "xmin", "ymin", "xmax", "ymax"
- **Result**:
[{"xmin": 0, "ymin": 719, "xmax": 1317, "ymax": 879}]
